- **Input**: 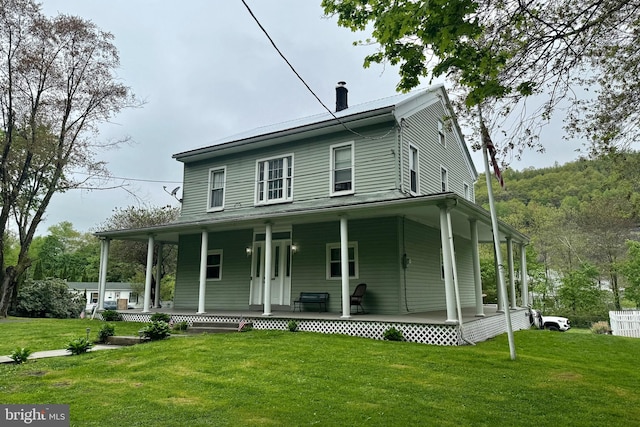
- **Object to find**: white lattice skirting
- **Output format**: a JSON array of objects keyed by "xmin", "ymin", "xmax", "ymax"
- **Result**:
[{"xmin": 113, "ymin": 308, "xmax": 531, "ymax": 346}]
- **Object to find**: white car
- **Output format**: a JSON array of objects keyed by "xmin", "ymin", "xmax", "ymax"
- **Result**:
[{"xmin": 530, "ymin": 309, "xmax": 571, "ymax": 332}]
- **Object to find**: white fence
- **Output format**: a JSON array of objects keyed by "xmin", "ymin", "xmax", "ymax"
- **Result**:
[{"xmin": 609, "ymin": 311, "xmax": 640, "ymax": 338}]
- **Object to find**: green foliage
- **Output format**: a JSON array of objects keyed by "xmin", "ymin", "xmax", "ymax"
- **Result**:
[
  {"xmin": 557, "ymin": 264, "xmax": 608, "ymax": 318},
  {"xmin": 14, "ymin": 278, "xmax": 85, "ymax": 318},
  {"xmin": 590, "ymin": 321, "xmax": 611, "ymax": 335},
  {"xmin": 150, "ymin": 312, "xmax": 171, "ymax": 322},
  {"xmin": 139, "ymin": 321, "xmax": 171, "ymax": 341},
  {"xmin": 67, "ymin": 337, "xmax": 93, "ymax": 355},
  {"xmin": 97, "ymin": 323, "xmax": 115, "ymax": 343},
  {"xmin": 287, "ymin": 320, "xmax": 298, "ymax": 332},
  {"xmin": 101, "ymin": 310, "xmax": 122, "ymax": 321},
  {"xmin": 172, "ymin": 321, "xmax": 188, "ymax": 332},
  {"xmin": 622, "ymin": 240, "xmax": 640, "ymax": 308},
  {"xmin": 383, "ymin": 327, "xmax": 404, "ymax": 341},
  {"xmin": 9, "ymin": 347, "xmax": 32, "ymax": 364}
]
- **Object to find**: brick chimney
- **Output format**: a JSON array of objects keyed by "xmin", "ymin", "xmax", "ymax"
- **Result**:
[{"xmin": 335, "ymin": 81, "xmax": 348, "ymax": 112}]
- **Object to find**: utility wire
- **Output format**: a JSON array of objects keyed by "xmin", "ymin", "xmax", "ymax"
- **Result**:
[{"xmin": 240, "ymin": 0, "xmax": 395, "ymax": 141}]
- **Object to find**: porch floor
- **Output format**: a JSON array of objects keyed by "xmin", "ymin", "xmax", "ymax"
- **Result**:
[{"xmin": 125, "ymin": 304, "xmax": 518, "ymax": 325}]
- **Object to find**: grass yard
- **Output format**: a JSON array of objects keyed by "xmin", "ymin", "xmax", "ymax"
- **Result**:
[{"xmin": 1, "ymin": 318, "xmax": 639, "ymax": 426}]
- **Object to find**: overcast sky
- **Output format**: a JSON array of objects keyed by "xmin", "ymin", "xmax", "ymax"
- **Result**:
[{"xmin": 37, "ymin": 0, "xmax": 584, "ymax": 234}]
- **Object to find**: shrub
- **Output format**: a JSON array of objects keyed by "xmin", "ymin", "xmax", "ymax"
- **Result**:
[
  {"xmin": 383, "ymin": 327, "xmax": 404, "ymax": 341},
  {"xmin": 101, "ymin": 310, "xmax": 122, "ymax": 321},
  {"xmin": 139, "ymin": 321, "xmax": 171, "ymax": 341},
  {"xmin": 287, "ymin": 320, "xmax": 298, "ymax": 332},
  {"xmin": 98, "ymin": 323, "xmax": 116, "ymax": 343},
  {"xmin": 590, "ymin": 321, "xmax": 612, "ymax": 334},
  {"xmin": 151, "ymin": 312, "xmax": 171, "ymax": 323},
  {"xmin": 172, "ymin": 321, "xmax": 188, "ymax": 332},
  {"xmin": 10, "ymin": 347, "xmax": 32, "ymax": 364},
  {"xmin": 67, "ymin": 337, "xmax": 93, "ymax": 355},
  {"xmin": 13, "ymin": 278, "xmax": 85, "ymax": 318}
]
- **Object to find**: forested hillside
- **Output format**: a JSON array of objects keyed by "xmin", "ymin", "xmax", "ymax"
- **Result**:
[{"xmin": 475, "ymin": 150, "xmax": 640, "ymax": 324}]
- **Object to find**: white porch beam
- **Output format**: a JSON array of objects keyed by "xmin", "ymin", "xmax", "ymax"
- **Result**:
[
  {"xmin": 520, "ymin": 243, "xmax": 529, "ymax": 307},
  {"xmin": 154, "ymin": 243, "xmax": 163, "ymax": 308},
  {"xmin": 197, "ymin": 231, "xmax": 208, "ymax": 314},
  {"xmin": 143, "ymin": 235, "xmax": 155, "ymax": 313},
  {"xmin": 263, "ymin": 223, "xmax": 273, "ymax": 316},
  {"xmin": 507, "ymin": 237, "xmax": 517, "ymax": 308},
  {"xmin": 439, "ymin": 205, "xmax": 457, "ymax": 324},
  {"xmin": 340, "ymin": 216, "xmax": 351, "ymax": 319},
  {"xmin": 469, "ymin": 219, "xmax": 485, "ymax": 317}
]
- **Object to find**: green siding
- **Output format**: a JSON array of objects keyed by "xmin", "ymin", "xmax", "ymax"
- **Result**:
[
  {"xmin": 402, "ymin": 102, "xmax": 475, "ymax": 200},
  {"xmin": 173, "ymin": 229, "xmax": 253, "ymax": 310},
  {"xmin": 179, "ymin": 123, "xmax": 399, "ymax": 220}
]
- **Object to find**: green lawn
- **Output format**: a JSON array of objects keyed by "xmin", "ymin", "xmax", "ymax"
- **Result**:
[{"xmin": 1, "ymin": 318, "xmax": 639, "ymax": 426}]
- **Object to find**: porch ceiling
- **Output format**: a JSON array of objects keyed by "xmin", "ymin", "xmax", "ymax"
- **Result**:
[{"xmin": 94, "ymin": 193, "xmax": 528, "ymax": 245}]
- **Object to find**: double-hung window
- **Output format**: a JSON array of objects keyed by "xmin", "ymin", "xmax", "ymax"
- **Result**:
[
  {"xmin": 409, "ymin": 144, "xmax": 419, "ymax": 194},
  {"xmin": 326, "ymin": 242, "xmax": 358, "ymax": 279},
  {"xmin": 438, "ymin": 120, "xmax": 446, "ymax": 146},
  {"xmin": 206, "ymin": 250, "xmax": 223, "ymax": 280},
  {"xmin": 256, "ymin": 155, "xmax": 293, "ymax": 204},
  {"xmin": 330, "ymin": 142, "xmax": 354, "ymax": 195},
  {"xmin": 440, "ymin": 166, "xmax": 448, "ymax": 192},
  {"xmin": 208, "ymin": 167, "xmax": 226, "ymax": 211}
]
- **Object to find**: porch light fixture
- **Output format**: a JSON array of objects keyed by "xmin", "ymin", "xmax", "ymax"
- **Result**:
[
  {"xmin": 291, "ymin": 244, "xmax": 299, "ymax": 254},
  {"xmin": 245, "ymin": 246, "xmax": 253, "ymax": 257}
]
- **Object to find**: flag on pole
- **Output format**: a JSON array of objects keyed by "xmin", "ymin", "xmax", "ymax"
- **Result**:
[
  {"xmin": 480, "ymin": 120, "xmax": 505, "ymax": 189},
  {"xmin": 238, "ymin": 317, "xmax": 246, "ymax": 332}
]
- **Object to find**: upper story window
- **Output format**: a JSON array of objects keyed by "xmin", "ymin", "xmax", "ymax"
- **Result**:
[
  {"xmin": 208, "ymin": 167, "xmax": 226, "ymax": 212},
  {"xmin": 330, "ymin": 142, "xmax": 354, "ymax": 196},
  {"xmin": 440, "ymin": 166, "xmax": 448, "ymax": 192},
  {"xmin": 409, "ymin": 144, "xmax": 419, "ymax": 194},
  {"xmin": 438, "ymin": 120, "xmax": 446, "ymax": 147},
  {"xmin": 463, "ymin": 182, "xmax": 470, "ymax": 200},
  {"xmin": 256, "ymin": 155, "xmax": 293, "ymax": 205}
]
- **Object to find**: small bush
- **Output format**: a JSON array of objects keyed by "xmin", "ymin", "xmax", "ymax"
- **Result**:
[
  {"xmin": 172, "ymin": 321, "xmax": 188, "ymax": 332},
  {"xmin": 139, "ymin": 321, "xmax": 171, "ymax": 341},
  {"xmin": 101, "ymin": 310, "xmax": 122, "ymax": 321},
  {"xmin": 591, "ymin": 321, "xmax": 612, "ymax": 335},
  {"xmin": 151, "ymin": 312, "xmax": 171, "ymax": 323},
  {"xmin": 67, "ymin": 337, "xmax": 93, "ymax": 355},
  {"xmin": 383, "ymin": 327, "xmax": 404, "ymax": 341},
  {"xmin": 98, "ymin": 323, "xmax": 115, "ymax": 343},
  {"xmin": 10, "ymin": 347, "xmax": 32, "ymax": 364},
  {"xmin": 287, "ymin": 320, "xmax": 298, "ymax": 332}
]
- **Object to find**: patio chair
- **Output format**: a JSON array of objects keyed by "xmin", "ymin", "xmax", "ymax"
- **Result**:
[{"xmin": 350, "ymin": 283, "xmax": 367, "ymax": 314}]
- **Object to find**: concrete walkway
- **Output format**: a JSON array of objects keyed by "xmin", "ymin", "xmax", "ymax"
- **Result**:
[{"xmin": 0, "ymin": 344, "xmax": 123, "ymax": 364}]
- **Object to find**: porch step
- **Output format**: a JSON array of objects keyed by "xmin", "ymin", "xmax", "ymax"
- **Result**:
[{"xmin": 187, "ymin": 321, "xmax": 252, "ymax": 334}]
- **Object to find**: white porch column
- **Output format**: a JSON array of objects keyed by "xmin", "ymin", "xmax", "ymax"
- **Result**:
[
  {"xmin": 340, "ymin": 216, "xmax": 351, "ymax": 319},
  {"xmin": 520, "ymin": 243, "xmax": 529, "ymax": 306},
  {"xmin": 439, "ymin": 205, "xmax": 457, "ymax": 324},
  {"xmin": 154, "ymin": 243, "xmax": 163, "ymax": 308},
  {"xmin": 495, "ymin": 243, "xmax": 504, "ymax": 312},
  {"xmin": 469, "ymin": 220, "xmax": 485, "ymax": 317},
  {"xmin": 507, "ymin": 237, "xmax": 517, "ymax": 308},
  {"xmin": 263, "ymin": 223, "xmax": 273, "ymax": 316},
  {"xmin": 97, "ymin": 238, "xmax": 110, "ymax": 311},
  {"xmin": 197, "ymin": 231, "xmax": 208, "ymax": 314},
  {"xmin": 143, "ymin": 235, "xmax": 155, "ymax": 313}
]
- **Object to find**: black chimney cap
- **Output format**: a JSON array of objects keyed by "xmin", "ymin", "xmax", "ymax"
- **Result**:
[{"xmin": 335, "ymin": 81, "xmax": 348, "ymax": 112}]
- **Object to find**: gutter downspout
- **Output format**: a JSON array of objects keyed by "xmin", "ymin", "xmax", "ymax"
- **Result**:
[{"xmin": 398, "ymin": 118, "xmax": 405, "ymax": 194}]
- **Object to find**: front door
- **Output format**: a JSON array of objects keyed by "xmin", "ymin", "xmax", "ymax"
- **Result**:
[{"xmin": 249, "ymin": 239, "xmax": 292, "ymax": 306}]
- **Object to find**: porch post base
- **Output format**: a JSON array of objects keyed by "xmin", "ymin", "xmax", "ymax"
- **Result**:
[
  {"xmin": 445, "ymin": 319, "xmax": 459, "ymax": 325},
  {"xmin": 262, "ymin": 312, "xmax": 273, "ymax": 317},
  {"xmin": 496, "ymin": 309, "xmax": 505, "ymax": 313},
  {"xmin": 340, "ymin": 315, "xmax": 351, "ymax": 319},
  {"xmin": 196, "ymin": 311, "xmax": 206, "ymax": 314},
  {"xmin": 475, "ymin": 313, "xmax": 486, "ymax": 318}
]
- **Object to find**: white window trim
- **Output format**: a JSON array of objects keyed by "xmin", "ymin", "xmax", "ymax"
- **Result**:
[
  {"xmin": 207, "ymin": 166, "xmax": 226, "ymax": 212},
  {"xmin": 330, "ymin": 141, "xmax": 355, "ymax": 196},
  {"xmin": 254, "ymin": 154, "xmax": 294, "ymax": 205},
  {"xmin": 440, "ymin": 165, "xmax": 449, "ymax": 192},
  {"xmin": 438, "ymin": 120, "xmax": 446, "ymax": 147},
  {"xmin": 326, "ymin": 241, "xmax": 359, "ymax": 280},
  {"xmin": 206, "ymin": 249, "xmax": 223, "ymax": 281},
  {"xmin": 463, "ymin": 181, "xmax": 470, "ymax": 200},
  {"xmin": 409, "ymin": 143, "xmax": 420, "ymax": 195}
]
